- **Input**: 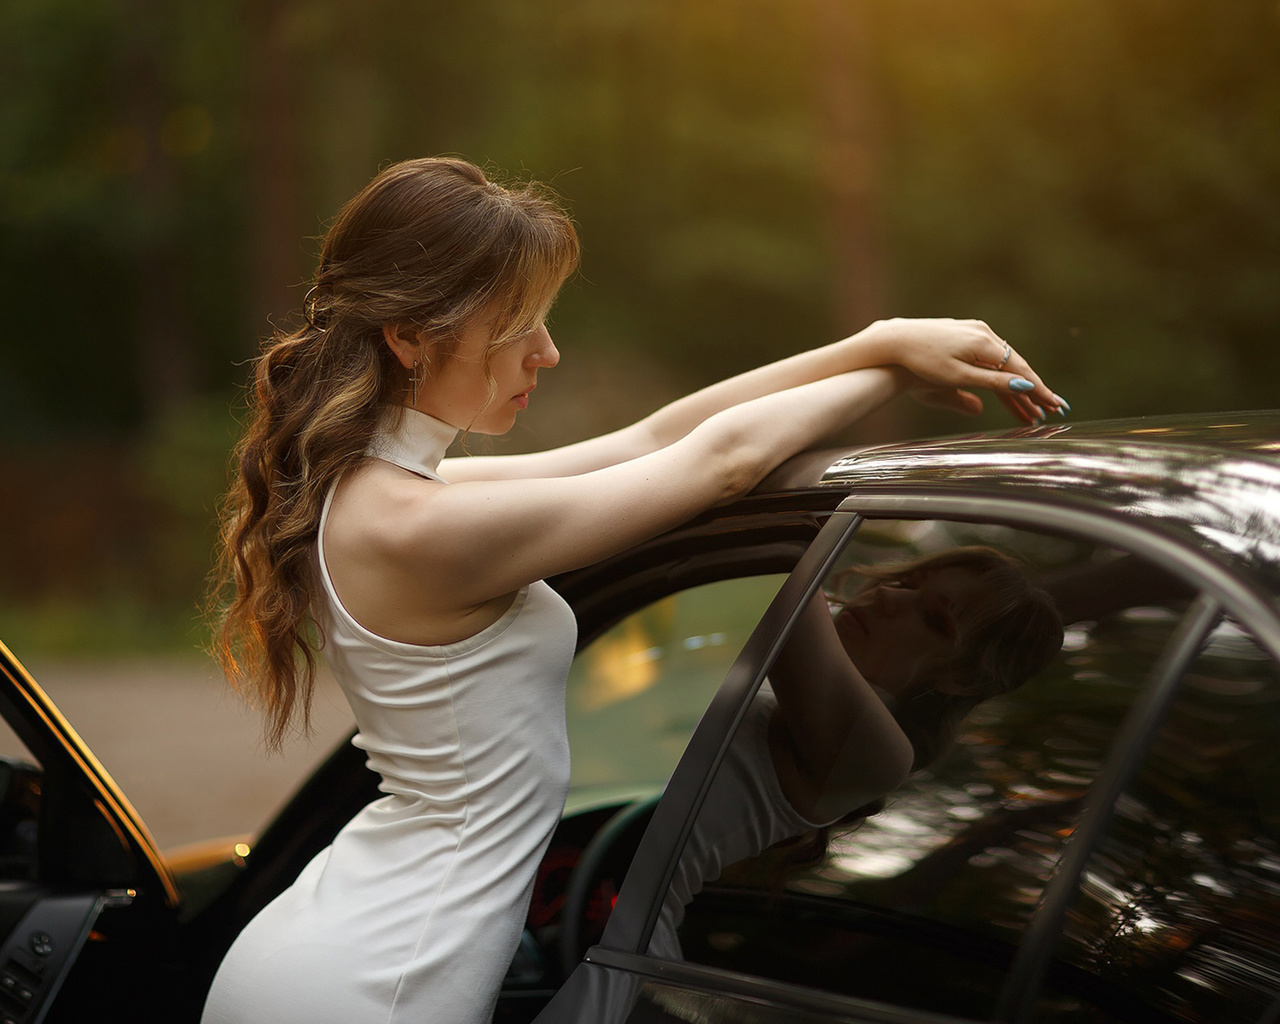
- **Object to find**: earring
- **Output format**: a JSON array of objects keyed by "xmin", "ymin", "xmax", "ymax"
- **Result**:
[{"xmin": 410, "ymin": 359, "xmax": 421, "ymax": 406}]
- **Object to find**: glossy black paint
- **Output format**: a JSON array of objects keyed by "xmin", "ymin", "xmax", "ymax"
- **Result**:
[{"xmin": 809, "ymin": 413, "xmax": 1280, "ymax": 598}]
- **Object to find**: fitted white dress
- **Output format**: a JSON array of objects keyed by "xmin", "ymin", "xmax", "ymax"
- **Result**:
[{"xmin": 202, "ymin": 409, "xmax": 578, "ymax": 1024}]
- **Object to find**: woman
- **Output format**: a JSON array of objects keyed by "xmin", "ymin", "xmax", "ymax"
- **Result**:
[{"xmin": 202, "ymin": 156, "xmax": 1065, "ymax": 1024}]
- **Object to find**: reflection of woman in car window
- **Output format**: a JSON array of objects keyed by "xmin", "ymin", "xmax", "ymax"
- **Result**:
[
  {"xmin": 653, "ymin": 548, "xmax": 1063, "ymax": 959},
  {"xmin": 831, "ymin": 548, "xmax": 1065, "ymax": 770},
  {"xmin": 772, "ymin": 547, "xmax": 1064, "ymax": 819},
  {"xmin": 202, "ymin": 157, "xmax": 1065, "ymax": 1024}
]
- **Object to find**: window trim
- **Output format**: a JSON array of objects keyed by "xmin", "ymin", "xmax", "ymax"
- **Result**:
[
  {"xmin": 586, "ymin": 945, "xmax": 976, "ymax": 1024},
  {"xmin": 0, "ymin": 641, "xmax": 179, "ymax": 907}
]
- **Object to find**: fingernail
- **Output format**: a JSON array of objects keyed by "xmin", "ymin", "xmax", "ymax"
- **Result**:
[
  {"xmin": 1053, "ymin": 394, "xmax": 1071, "ymax": 415},
  {"xmin": 1009, "ymin": 377, "xmax": 1035, "ymax": 393}
]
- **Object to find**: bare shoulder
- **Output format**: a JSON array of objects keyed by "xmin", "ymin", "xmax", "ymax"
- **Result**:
[
  {"xmin": 324, "ymin": 459, "xmax": 441, "ymax": 558},
  {"xmin": 322, "ymin": 460, "xmax": 509, "ymax": 645}
]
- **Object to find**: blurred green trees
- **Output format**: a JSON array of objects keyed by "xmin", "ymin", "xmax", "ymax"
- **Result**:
[{"xmin": 2, "ymin": 0, "xmax": 1278, "ymax": 649}]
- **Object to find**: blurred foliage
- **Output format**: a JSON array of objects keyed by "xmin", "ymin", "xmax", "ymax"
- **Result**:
[
  {"xmin": 872, "ymin": 0, "xmax": 1280, "ymax": 418},
  {"xmin": 2, "ymin": 0, "xmax": 1279, "ymax": 651},
  {"xmin": 0, "ymin": 598, "xmax": 206, "ymax": 657}
]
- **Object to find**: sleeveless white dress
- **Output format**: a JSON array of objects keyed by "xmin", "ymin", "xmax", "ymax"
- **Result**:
[{"xmin": 202, "ymin": 408, "xmax": 578, "ymax": 1024}]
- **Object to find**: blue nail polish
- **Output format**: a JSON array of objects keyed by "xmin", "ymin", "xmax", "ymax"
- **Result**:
[
  {"xmin": 1009, "ymin": 378, "xmax": 1035, "ymax": 393},
  {"xmin": 1054, "ymin": 394, "xmax": 1071, "ymax": 415}
]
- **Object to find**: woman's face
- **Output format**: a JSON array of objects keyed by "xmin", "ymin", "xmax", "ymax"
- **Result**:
[
  {"xmin": 833, "ymin": 565, "xmax": 988, "ymax": 699},
  {"xmin": 420, "ymin": 319, "xmax": 560, "ymax": 433}
]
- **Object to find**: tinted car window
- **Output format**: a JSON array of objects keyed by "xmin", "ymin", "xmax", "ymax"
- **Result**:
[
  {"xmin": 645, "ymin": 521, "xmax": 1193, "ymax": 1020},
  {"xmin": 1044, "ymin": 617, "xmax": 1280, "ymax": 1023},
  {"xmin": 0, "ymin": 723, "xmax": 39, "ymax": 883}
]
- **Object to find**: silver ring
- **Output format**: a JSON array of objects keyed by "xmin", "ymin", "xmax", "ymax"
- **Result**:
[{"xmin": 996, "ymin": 343, "xmax": 1012, "ymax": 369}]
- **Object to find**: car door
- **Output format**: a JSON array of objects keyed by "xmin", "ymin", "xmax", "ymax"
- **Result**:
[
  {"xmin": 0, "ymin": 642, "xmax": 192, "ymax": 1023},
  {"xmin": 535, "ymin": 494, "xmax": 1280, "ymax": 1024}
]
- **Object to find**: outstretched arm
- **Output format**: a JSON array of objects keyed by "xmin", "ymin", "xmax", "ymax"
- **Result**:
[
  {"xmin": 766, "ymin": 594, "xmax": 915, "ymax": 823},
  {"xmin": 443, "ymin": 318, "xmax": 1062, "ymax": 482},
  {"xmin": 329, "ymin": 366, "xmax": 912, "ymax": 643},
  {"xmin": 328, "ymin": 334, "xmax": 1060, "ymax": 643}
]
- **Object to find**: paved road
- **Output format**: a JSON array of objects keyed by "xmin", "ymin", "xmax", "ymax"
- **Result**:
[{"xmin": 6, "ymin": 656, "xmax": 357, "ymax": 853}]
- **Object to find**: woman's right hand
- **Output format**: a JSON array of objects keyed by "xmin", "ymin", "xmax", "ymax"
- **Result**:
[{"xmin": 856, "ymin": 317, "xmax": 1065, "ymax": 424}]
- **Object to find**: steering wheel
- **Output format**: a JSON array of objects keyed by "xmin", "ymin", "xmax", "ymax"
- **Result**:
[{"xmin": 557, "ymin": 794, "xmax": 661, "ymax": 979}]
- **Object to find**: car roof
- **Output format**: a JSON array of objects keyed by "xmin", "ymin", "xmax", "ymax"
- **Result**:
[{"xmin": 760, "ymin": 410, "xmax": 1280, "ymax": 597}]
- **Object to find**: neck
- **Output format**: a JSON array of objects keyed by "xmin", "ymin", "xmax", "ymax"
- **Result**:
[{"xmin": 368, "ymin": 405, "xmax": 459, "ymax": 478}]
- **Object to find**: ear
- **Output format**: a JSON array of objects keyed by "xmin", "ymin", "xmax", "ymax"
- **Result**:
[{"xmin": 382, "ymin": 323, "xmax": 421, "ymax": 370}]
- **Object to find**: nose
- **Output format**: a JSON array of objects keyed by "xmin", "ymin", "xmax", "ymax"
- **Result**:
[{"xmin": 526, "ymin": 328, "xmax": 560, "ymax": 368}]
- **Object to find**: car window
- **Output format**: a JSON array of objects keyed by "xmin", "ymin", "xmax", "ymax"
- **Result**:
[
  {"xmin": 642, "ymin": 519, "xmax": 1196, "ymax": 1021},
  {"xmin": 566, "ymin": 574, "xmax": 786, "ymax": 798},
  {"xmin": 1042, "ymin": 617, "xmax": 1280, "ymax": 1024}
]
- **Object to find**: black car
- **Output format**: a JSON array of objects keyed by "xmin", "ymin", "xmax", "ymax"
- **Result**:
[{"xmin": 1, "ymin": 411, "xmax": 1278, "ymax": 1024}]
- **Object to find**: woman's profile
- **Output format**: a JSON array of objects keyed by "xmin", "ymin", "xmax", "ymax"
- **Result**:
[{"xmin": 201, "ymin": 156, "xmax": 1065, "ymax": 1024}]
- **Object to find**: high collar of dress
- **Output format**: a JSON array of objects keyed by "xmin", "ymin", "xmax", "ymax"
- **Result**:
[{"xmin": 368, "ymin": 406, "xmax": 459, "ymax": 478}]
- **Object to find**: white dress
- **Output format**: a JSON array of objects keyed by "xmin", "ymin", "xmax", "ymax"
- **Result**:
[{"xmin": 202, "ymin": 409, "xmax": 578, "ymax": 1024}]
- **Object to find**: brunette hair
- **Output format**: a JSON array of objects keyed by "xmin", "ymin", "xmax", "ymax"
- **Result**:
[
  {"xmin": 209, "ymin": 157, "xmax": 579, "ymax": 749},
  {"xmin": 835, "ymin": 546, "xmax": 1064, "ymax": 770}
]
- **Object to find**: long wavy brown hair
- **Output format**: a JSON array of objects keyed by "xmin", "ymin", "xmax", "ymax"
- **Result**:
[{"xmin": 209, "ymin": 157, "xmax": 579, "ymax": 749}]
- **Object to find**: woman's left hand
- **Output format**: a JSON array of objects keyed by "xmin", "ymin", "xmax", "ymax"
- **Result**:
[{"xmin": 860, "ymin": 318, "xmax": 1065, "ymax": 424}]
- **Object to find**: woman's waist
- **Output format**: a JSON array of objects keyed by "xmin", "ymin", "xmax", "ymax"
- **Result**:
[
  {"xmin": 345, "ymin": 778, "xmax": 570, "ymax": 864},
  {"xmin": 365, "ymin": 743, "xmax": 570, "ymax": 808}
]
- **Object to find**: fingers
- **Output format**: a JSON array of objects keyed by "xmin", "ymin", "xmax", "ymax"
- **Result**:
[
  {"xmin": 966, "ymin": 367, "xmax": 1054, "ymax": 424},
  {"xmin": 967, "ymin": 327, "xmax": 1067, "ymax": 421},
  {"xmin": 885, "ymin": 318, "xmax": 1069, "ymax": 423},
  {"xmin": 997, "ymin": 390, "xmax": 1041, "ymax": 425},
  {"xmin": 967, "ymin": 327, "xmax": 1013, "ymax": 372}
]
